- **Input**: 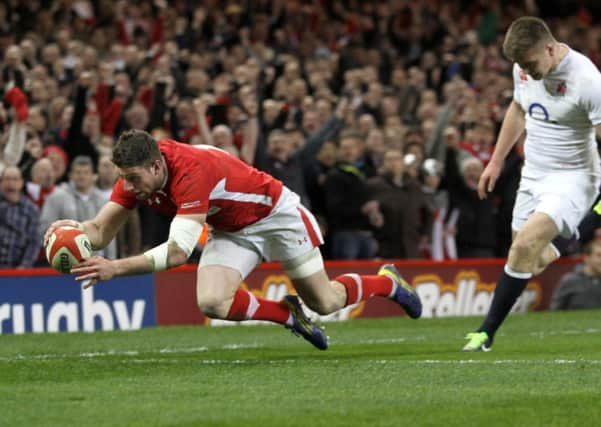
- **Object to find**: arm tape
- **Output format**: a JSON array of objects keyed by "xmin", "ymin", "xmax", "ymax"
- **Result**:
[
  {"xmin": 143, "ymin": 217, "xmax": 204, "ymax": 272},
  {"xmin": 167, "ymin": 216, "xmax": 204, "ymax": 257},
  {"xmin": 143, "ymin": 242, "xmax": 169, "ymax": 272}
]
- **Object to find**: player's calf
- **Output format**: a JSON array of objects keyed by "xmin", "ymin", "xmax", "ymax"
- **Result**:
[
  {"xmin": 300, "ymin": 295, "xmax": 342, "ymax": 316},
  {"xmin": 196, "ymin": 292, "xmax": 233, "ymax": 319},
  {"xmin": 334, "ymin": 265, "xmax": 422, "ymax": 318}
]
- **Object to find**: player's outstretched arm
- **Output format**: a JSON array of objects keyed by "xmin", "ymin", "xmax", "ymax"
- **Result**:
[
  {"xmin": 83, "ymin": 202, "xmax": 133, "ymax": 249},
  {"xmin": 71, "ymin": 213, "xmax": 206, "ymax": 287}
]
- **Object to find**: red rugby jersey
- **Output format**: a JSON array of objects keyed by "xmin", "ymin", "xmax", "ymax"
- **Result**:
[{"xmin": 110, "ymin": 140, "xmax": 283, "ymax": 232}]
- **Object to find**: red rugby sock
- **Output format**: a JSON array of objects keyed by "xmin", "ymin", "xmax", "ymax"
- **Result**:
[
  {"xmin": 226, "ymin": 289, "xmax": 292, "ymax": 325},
  {"xmin": 335, "ymin": 274, "xmax": 396, "ymax": 306}
]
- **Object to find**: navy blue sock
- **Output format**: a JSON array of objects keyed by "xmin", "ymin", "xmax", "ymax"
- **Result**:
[
  {"xmin": 552, "ymin": 208, "xmax": 601, "ymax": 256},
  {"xmin": 575, "ymin": 208, "xmax": 601, "ymax": 244},
  {"xmin": 478, "ymin": 268, "xmax": 530, "ymax": 340},
  {"xmin": 550, "ymin": 235, "xmax": 576, "ymax": 257}
]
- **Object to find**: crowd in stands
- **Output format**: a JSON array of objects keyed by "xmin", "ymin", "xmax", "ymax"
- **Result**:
[{"xmin": 2, "ymin": 0, "xmax": 601, "ymax": 269}]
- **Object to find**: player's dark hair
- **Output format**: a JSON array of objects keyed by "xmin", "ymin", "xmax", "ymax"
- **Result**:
[
  {"xmin": 503, "ymin": 16, "xmax": 554, "ymax": 62},
  {"xmin": 112, "ymin": 129, "xmax": 161, "ymax": 168}
]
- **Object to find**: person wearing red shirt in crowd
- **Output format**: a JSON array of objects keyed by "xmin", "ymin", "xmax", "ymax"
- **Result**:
[
  {"xmin": 44, "ymin": 130, "xmax": 422, "ymax": 350},
  {"xmin": 458, "ymin": 121, "xmax": 496, "ymax": 166},
  {"xmin": 26, "ymin": 157, "xmax": 56, "ymax": 209},
  {"xmin": 26, "ymin": 157, "xmax": 57, "ymax": 265}
]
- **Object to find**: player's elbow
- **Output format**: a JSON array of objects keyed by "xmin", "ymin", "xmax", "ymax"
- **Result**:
[{"xmin": 167, "ymin": 243, "xmax": 190, "ymax": 267}]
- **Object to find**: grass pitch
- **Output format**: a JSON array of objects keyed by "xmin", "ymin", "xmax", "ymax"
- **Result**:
[{"xmin": 1, "ymin": 310, "xmax": 601, "ymax": 427}]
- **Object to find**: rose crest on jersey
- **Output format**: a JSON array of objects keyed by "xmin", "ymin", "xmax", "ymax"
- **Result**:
[{"xmin": 544, "ymin": 79, "xmax": 567, "ymax": 97}]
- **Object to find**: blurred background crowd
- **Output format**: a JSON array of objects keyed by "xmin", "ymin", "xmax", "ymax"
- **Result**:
[{"xmin": 2, "ymin": 0, "xmax": 601, "ymax": 269}]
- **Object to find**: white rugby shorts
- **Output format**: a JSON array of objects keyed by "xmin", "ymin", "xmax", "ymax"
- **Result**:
[
  {"xmin": 199, "ymin": 187, "xmax": 324, "ymax": 279},
  {"xmin": 512, "ymin": 170, "xmax": 601, "ymax": 238}
]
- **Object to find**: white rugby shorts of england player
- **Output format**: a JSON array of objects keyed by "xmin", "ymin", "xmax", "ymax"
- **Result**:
[
  {"xmin": 511, "ymin": 171, "xmax": 601, "ymax": 238},
  {"xmin": 198, "ymin": 186, "xmax": 324, "ymax": 279}
]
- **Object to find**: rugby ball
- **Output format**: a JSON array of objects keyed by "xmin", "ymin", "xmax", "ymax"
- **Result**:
[{"xmin": 45, "ymin": 226, "xmax": 93, "ymax": 273}]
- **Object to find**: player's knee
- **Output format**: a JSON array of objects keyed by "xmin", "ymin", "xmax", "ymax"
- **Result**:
[
  {"xmin": 196, "ymin": 292, "xmax": 228, "ymax": 319},
  {"xmin": 510, "ymin": 237, "xmax": 537, "ymax": 260},
  {"xmin": 508, "ymin": 238, "xmax": 543, "ymax": 273}
]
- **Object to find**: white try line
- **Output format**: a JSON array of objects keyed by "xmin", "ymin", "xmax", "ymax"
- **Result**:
[
  {"xmin": 0, "ymin": 342, "xmax": 262, "ymax": 362},
  {"xmin": 2, "ymin": 327, "xmax": 600, "ymax": 363},
  {"xmin": 529, "ymin": 328, "xmax": 600, "ymax": 337},
  {"xmin": 189, "ymin": 359, "xmax": 601, "ymax": 366},
  {"xmin": 191, "ymin": 359, "xmax": 601, "ymax": 366},
  {"xmin": 396, "ymin": 359, "xmax": 601, "ymax": 365},
  {"xmin": 4, "ymin": 350, "xmax": 601, "ymax": 366}
]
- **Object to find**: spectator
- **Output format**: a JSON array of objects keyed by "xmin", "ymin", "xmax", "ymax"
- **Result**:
[
  {"xmin": 193, "ymin": 93, "xmax": 259, "ymax": 162},
  {"xmin": 422, "ymin": 158, "xmax": 458, "ymax": 260},
  {"xmin": 96, "ymin": 155, "xmax": 118, "ymax": 200},
  {"xmin": 252, "ymin": 98, "xmax": 347, "ymax": 208},
  {"xmin": 1, "ymin": 85, "xmax": 29, "ymax": 173},
  {"xmin": 551, "ymin": 239, "xmax": 601, "ymax": 310},
  {"xmin": 0, "ymin": 166, "xmax": 40, "ymax": 268},
  {"xmin": 51, "ymin": 72, "xmax": 101, "ymax": 169},
  {"xmin": 40, "ymin": 155, "xmax": 116, "ymax": 259},
  {"xmin": 325, "ymin": 131, "xmax": 383, "ymax": 259},
  {"xmin": 26, "ymin": 157, "xmax": 56, "ymax": 209},
  {"xmin": 459, "ymin": 121, "xmax": 495, "ymax": 166},
  {"xmin": 444, "ymin": 144, "xmax": 497, "ymax": 258},
  {"xmin": 365, "ymin": 128, "xmax": 387, "ymax": 172},
  {"xmin": 24, "ymin": 157, "xmax": 57, "ymax": 265},
  {"xmin": 42, "ymin": 145, "xmax": 69, "ymax": 183},
  {"xmin": 96, "ymin": 154, "xmax": 142, "ymax": 258},
  {"xmin": 304, "ymin": 139, "xmax": 338, "ymax": 259},
  {"xmin": 368, "ymin": 149, "xmax": 433, "ymax": 259},
  {"xmin": 305, "ymin": 140, "xmax": 338, "ymax": 222},
  {"xmin": 260, "ymin": 98, "xmax": 288, "ymax": 136},
  {"xmin": 1, "ymin": 1, "xmax": 599, "ymax": 261}
]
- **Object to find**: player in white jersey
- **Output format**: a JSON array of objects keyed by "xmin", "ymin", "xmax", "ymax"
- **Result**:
[{"xmin": 463, "ymin": 16, "xmax": 601, "ymax": 351}]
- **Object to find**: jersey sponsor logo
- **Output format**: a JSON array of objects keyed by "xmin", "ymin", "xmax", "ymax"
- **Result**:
[
  {"xmin": 528, "ymin": 102, "xmax": 558, "ymax": 123},
  {"xmin": 209, "ymin": 178, "xmax": 273, "ymax": 206},
  {"xmin": 180, "ymin": 200, "xmax": 201, "ymax": 209}
]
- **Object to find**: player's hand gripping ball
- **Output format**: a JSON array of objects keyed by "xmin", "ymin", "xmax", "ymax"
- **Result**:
[{"xmin": 45, "ymin": 226, "xmax": 93, "ymax": 273}]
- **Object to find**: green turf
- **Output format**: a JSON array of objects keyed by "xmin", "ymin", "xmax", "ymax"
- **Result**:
[{"xmin": 1, "ymin": 310, "xmax": 601, "ymax": 427}]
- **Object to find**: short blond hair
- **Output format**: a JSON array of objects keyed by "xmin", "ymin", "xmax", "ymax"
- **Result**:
[{"xmin": 503, "ymin": 16, "xmax": 554, "ymax": 62}]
